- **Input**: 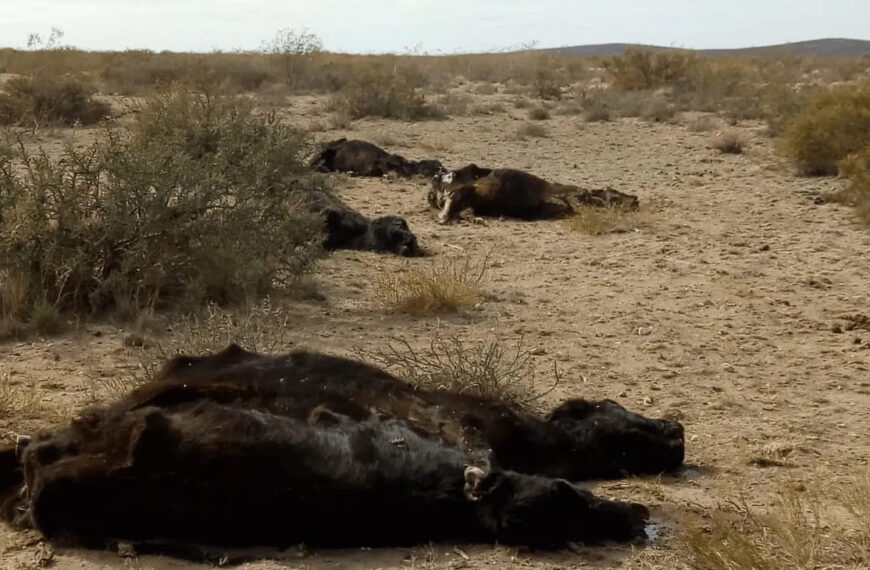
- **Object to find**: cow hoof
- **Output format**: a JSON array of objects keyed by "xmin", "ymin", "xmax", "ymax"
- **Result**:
[{"xmin": 463, "ymin": 465, "xmax": 488, "ymax": 501}]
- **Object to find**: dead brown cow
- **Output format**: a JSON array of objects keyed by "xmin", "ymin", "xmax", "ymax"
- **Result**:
[{"xmin": 429, "ymin": 166, "xmax": 639, "ymax": 224}]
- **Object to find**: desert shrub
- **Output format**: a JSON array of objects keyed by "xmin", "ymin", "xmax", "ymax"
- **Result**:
[
  {"xmin": 640, "ymin": 98, "xmax": 678, "ymax": 122},
  {"xmin": 576, "ymin": 88, "xmax": 650, "ymax": 121},
  {"xmin": 435, "ymin": 91, "xmax": 473, "ymax": 116},
  {"xmin": 334, "ymin": 64, "xmax": 442, "ymax": 121},
  {"xmin": 514, "ymin": 122, "xmax": 550, "ymax": 139},
  {"xmin": 0, "ymin": 86, "xmax": 325, "ymax": 331},
  {"xmin": 100, "ymin": 51, "xmax": 281, "ymax": 96},
  {"xmin": 832, "ymin": 146, "xmax": 870, "ymax": 226},
  {"xmin": 512, "ymin": 96, "xmax": 531, "ymax": 109},
  {"xmin": 528, "ymin": 105, "xmax": 551, "ymax": 120},
  {"xmin": 261, "ymin": 27, "xmax": 323, "ymax": 90},
  {"xmin": 604, "ymin": 47, "xmax": 702, "ymax": 91},
  {"xmin": 352, "ymin": 332, "xmax": 560, "ymax": 408},
  {"xmin": 555, "ymin": 100, "xmax": 584, "ymax": 115},
  {"xmin": 469, "ymin": 102, "xmax": 506, "ymax": 115},
  {"xmin": 584, "ymin": 102, "xmax": 613, "ymax": 122},
  {"xmin": 327, "ymin": 110, "xmax": 352, "ymax": 130},
  {"xmin": 780, "ymin": 82, "xmax": 870, "ymax": 175},
  {"xmin": 687, "ymin": 115, "xmax": 718, "ymax": 132},
  {"xmin": 472, "ymin": 83, "xmax": 498, "ymax": 95},
  {"xmin": 374, "ymin": 254, "xmax": 487, "ymax": 316},
  {"xmin": 120, "ymin": 297, "xmax": 294, "ymax": 390},
  {"xmin": 711, "ymin": 130, "xmax": 747, "ymax": 154},
  {"xmin": 533, "ymin": 58, "xmax": 563, "ymax": 100},
  {"xmin": 0, "ymin": 73, "xmax": 110, "ymax": 126}
]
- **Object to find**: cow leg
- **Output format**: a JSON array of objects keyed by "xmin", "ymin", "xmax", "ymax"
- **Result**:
[
  {"xmin": 437, "ymin": 187, "xmax": 474, "ymax": 225},
  {"xmin": 471, "ymin": 468, "xmax": 650, "ymax": 547},
  {"xmin": 463, "ymin": 464, "xmax": 488, "ymax": 501}
]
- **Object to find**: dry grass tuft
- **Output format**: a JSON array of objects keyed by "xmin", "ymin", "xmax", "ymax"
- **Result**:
[
  {"xmin": 564, "ymin": 200, "xmax": 659, "ymax": 235},
  {"xmin": 0, "ymin": 371, "xmax": 71, "ymax": 435},
  {"xmin": 352, "ymin": 332, "xmax": 559, "ymax": 408},
  {"xmin": 0, "ymin": 372, "xmax": 41, "ymax": 419},
  {"xmin": 374, "ymin": 254, "xmax": 488, "ymax": 316},
  {"xmin": 711, "ymin": 130, "xmax": 747, "ymax": 154},
  {"xmin": 685, "ymin": 474, "xmax": 870, "ymax": 570},
  {"xmin": 514, "ymin": 122, "xmax": 550, "ymax": 140}
]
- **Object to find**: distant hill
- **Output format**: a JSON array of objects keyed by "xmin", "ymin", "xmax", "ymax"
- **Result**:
[{"xmin": 543, "ymin": 38, "xmax": 870, "ymax": 58}]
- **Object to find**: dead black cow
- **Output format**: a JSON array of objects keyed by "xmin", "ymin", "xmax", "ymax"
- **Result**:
[
  {"xmin": 310, "ymin": 138, "xmax": 444, "ymax": 178},
  {"xmin": 1, "ymin": 401, "xmax": 648, "ymax": 558},
  {"xmin": 301, "ymin": 189, "xmax": 422, "ymax": 257},
  {"xmin": 0, "ymin": 346, "xmax": 686, "ymax": 559},
  {"xmin": 117, "ymin": 345, "xmax": 685, "ymax": 481}
]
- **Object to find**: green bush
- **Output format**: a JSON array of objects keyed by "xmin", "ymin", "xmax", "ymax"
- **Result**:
[
  {"xmin": 780, "ymin": 82, "xmax": 870, "ymax": 175},
  {"xmin": 0, "ymin": 86, "xmax": 325, "ymax": 331},
  {"xmin": 0, "ymin": 73, "xmax": 110, "ymax": 126}
]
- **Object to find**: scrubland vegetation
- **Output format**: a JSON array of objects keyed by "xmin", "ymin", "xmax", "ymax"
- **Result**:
[{"xmin": 1, "ymin": 28, "xmax": 870, "ymax": 568}]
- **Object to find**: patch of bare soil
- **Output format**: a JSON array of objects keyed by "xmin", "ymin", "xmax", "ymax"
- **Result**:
[{"xmin": 2, "ymin": 90, "xmax": 869, "ymax": 569}]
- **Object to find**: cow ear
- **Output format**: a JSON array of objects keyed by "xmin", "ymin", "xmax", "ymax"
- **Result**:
[
  {"xmin": 472, "ymin": 470, "xmax": 512, "ymax": 502},
  {"xmin": 128, "ymin": 409, "xmax": 177, "ymax": 465},
  {"xmin": 547, "ymin": 399, "xmax": 596, "ymax": 423},
  {"xmin": 324, "ymin": 209, "xmax": 344, "ymax": 231}
]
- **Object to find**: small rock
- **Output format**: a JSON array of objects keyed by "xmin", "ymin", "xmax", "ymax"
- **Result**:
[
  {"xmin": 530, "ymin": 348, "xmax": 547, "ymax": 356},
  {"xmin": 758, "ymin": 244, "xmax": 770, "ymax": 252},
  {"xmin": 831, "ymin": 324, "xmax": 843, "ymax": 334}
]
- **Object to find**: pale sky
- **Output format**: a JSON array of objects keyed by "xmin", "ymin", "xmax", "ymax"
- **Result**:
[{"xmin": 2, "ymin": 0, "xmax": 868, "ymax": 54}]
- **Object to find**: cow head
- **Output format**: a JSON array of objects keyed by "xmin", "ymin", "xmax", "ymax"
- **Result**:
[
  {"xmin": 366, "ymin": 216, "xmax": 422, "ymax": 257},
  {"xmin": 307, "ymin": 138, "xmax": 347, "ymax": 172},
  {"xmin": 412, "ymin": 160, "xmax": 446, "ymax": 179},
  {"xmin": 429, "ymin": 164, "xmax": 493, "ymax": 211},
  {"xmin": 466, "ymin": 465, "xmax": 649, "ymax": 546},
  {"xmin": 547, "ymin": 399, "xmax": 684, "ymax": 479}
]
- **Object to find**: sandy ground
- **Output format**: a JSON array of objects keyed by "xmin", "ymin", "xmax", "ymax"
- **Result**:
[{"xmin": 1, "ymin": 87, "xmax": 869, "ymax": 569}]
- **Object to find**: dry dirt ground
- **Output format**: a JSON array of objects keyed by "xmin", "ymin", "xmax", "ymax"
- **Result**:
[{"xmin": 1, "ymin": 87, "xmax": 869, "ymax": 569}]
